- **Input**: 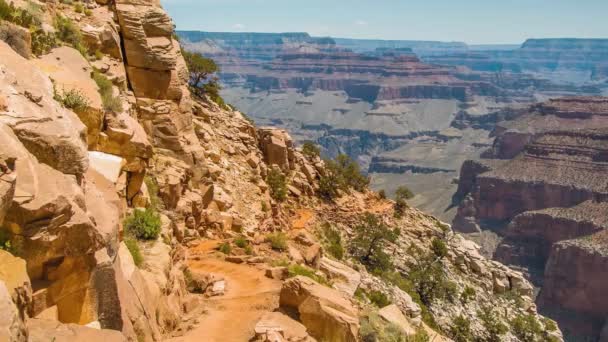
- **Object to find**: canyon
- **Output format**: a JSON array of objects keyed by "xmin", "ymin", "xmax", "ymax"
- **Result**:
[
  {"xmin": 179, "ymin": 31, "xmax": 608, "ymax": 342},
  {"xmin": 0, "ymin": 1, "xmax": 567, "ymax": 342},
  {"xmin": 454, "ymin": 97, "xmax": 608, "ymax": 341},
  {"xmin": 180, "ymin": 31, "xmax": 607, "ymax": 222}
]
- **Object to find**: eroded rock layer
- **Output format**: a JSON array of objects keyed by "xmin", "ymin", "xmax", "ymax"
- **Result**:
[{"xmin": 454, "ymin": 96, "xmax": 608, "ymax": 340}]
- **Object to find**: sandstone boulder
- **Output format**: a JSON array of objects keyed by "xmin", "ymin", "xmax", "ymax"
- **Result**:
[
  {"xmin": 34, "ymin": 46, "xmax": 104, "ymax": 148},
  {"xmin": 0, "ymin": 251, "xmax": 31, "ymax": 318},
  {"xmin": 0, "ymin": 281, "xmax": 26, "ymax": 342},
  {"xmin": 254, "ymin": 312, "xmax": 316, "ymax": 342},
  {"xmin": 258, "ymin": 128, "xmax": 294, "ymax": 171},
  {"xmin": 279, "ymin": 276, "xmax": 359, "ymax": 342},
  {"xmin": 27, "ymin": 318, "xmax": 127, "ymax": 342},
  {"xmin": 0, "ymin": 42, "xmax": 88, "ymax": 177},
  {"xmin": 319, "ymin": 257, "xmax": 361, "ymax": 297},
  {"xmin": 378, "ymin": 304, "xmax": 417, "ymax": 336},
  {"xmin": 0, "ymin": 21, "xmax": 31, "ymax": 59}
]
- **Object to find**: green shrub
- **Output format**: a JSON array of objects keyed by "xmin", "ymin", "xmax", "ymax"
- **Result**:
[
  {"xmin": 124, "ymin": 236, "xmax": 143, "ymax": 267},
  {"xmin": 541, "ymin": 317, "xmax": 558, "ymax": 332},
  {"xmin": 261, "ymin": 201, "xmax": 269, "ymax": 212},
  {"xmin": 234, "ymin": 236, "xmax": 248, "ymax": 248},
  {"xmin": 394, "ymin": 185, "xmax": 414, "ymax": 218},
  {"xmin": 266, "ymin": 168, "xmax": 287, "ymax": 202},
  {"xmin": 54, "ymin": 15, "xmax": 87, "ymax": 56},
  {"xmin": 0, "ymin": 230, "xmax": 14, "ymax": 254},
  {"xmin": 218, "ymin": 242, "xmax": 232, "ymax": 254},
  {"xmin": 510, "ymin": 314, "xmax": 543, "ymax": 342},
  {"xmin": 267, "ymin": 232, "xmax": 287, "ymax": 251},
  {"xmin": 318, "ymin": 154, "xmax": 369, "ymax": 200},
  {"xmin": 84, "ymin": 8, "xmax": 92, "ymax": 16},
  {"xmin": 378, "ymin": 189, "xmax": 386, "ymax": 199},
  {"xmin": 407, "ymin": 245, "xmax": 457, "ymax": 306},
  {"xmin": 367, "ymin": 290, "xmax": 391, "ymax": 308},
  {"xmin": 244, "ymin": 245, "xmax": 254, "ymax": 255},
  {"xmin": 380, "ymin": 271, "xmax": 439, "ymax": 331},
  {"xmin": 124, "ymin": 208, "xmax": 162, "ymax": 240},
  {"xmin": 55, "ymin": 88, "xmax": 90, "ymax": 113},
  {"xmin": 350, "ymin": 213, "xmax": 397, "ymax": 274},
  {"xmin": 287, "ymin": 264, "xmax": 330, "ymax": 286},
  {"xmin": 431, "ymin": 238, "xmax": 448, "ymax": 259},
  {"xmin": 182, "ymin": 49, "xmax": 226, "ymax": 107},
  {"xmin": 73, "ymin": 2, "xmax": 83, "ymax": 13},
  {"xmin": 450, "ymin": 315, "xmax": 474, "ymax": 342},
  {"xmin": 30, "ymin": 28, "xmax": 57, "ymax": 56},
  {"xmin": 301, "ymin": 141, "xmax": 320, "ymax": 159},
  {"xmin": 320, "ymin": 223, "xmax": 344, "ymax": 260},
  {"xmin": 460, "ymin": 286, "xmax": 476, "ymax": 304},
  {"xmin": 478, "ymin": 305, "xmax": 508, "ymax": 341},
  {"xmin": 92, "ymin": 71, "xmax": 123, "ymax": 113}
]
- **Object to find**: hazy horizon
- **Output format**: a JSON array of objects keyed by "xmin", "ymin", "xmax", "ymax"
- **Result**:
[{"xmin": 161, "ymin": 0, "xmax": 608, "ymax": 45}]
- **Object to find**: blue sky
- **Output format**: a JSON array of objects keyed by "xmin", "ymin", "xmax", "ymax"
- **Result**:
[{"xmin": 160, "ymin": 0, "xmax": 608, "ymax": 44}]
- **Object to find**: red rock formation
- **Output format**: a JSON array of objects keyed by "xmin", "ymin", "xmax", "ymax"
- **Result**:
[
  {"xmin": 538, "ymin": 229, "xmax": 608, "ymax": 338},
  {"xmin": 453, "ymin": 97, "xmax": 608, "ymax": 340}
]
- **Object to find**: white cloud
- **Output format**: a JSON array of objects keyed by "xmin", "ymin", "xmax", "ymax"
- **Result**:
[
  {"xmin": 233, "ymin": 23, "xmax": 246, "ymax": 30},
  {"xmin": 355, "ymin": 20, "xmax": 368, "ymax": 26}
]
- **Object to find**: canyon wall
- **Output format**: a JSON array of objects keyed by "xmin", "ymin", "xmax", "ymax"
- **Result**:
[{"xmin": 453, "ymin": 97, "xmax": 608, "ymax": 340}]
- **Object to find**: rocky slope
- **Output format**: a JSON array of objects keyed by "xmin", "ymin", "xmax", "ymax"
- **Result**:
[
  {"xmin": 453, "ymin": 96, "xmax": 608, "ymax": 340},
  {"xmin": 0, "ymin": 1, "xmax": 564, "ymax": 342}
]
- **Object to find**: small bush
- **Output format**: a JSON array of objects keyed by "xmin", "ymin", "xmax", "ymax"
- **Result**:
[
  {"xmin": 218, "ymin": 242, "xmax": 232, "ymax": 255},
  {"xmin": 321, "ymin": 223, "xmax": 344, "ymax": 260},
  {"xmin": 394, "ymin": 185, "xmax": 414, "ymax": 218},
  {"xmin": 261, "ymin": 201, "xmax": 269, "ymax": 212},
  {"xmin": 73, "ymin": 2, "xmax": 83, "ymax": 13},
  {"xmin": 54, "ymin": 15, "xmax": 87, "ymax": 56},
  {"xmin": 301, "ymin": 141, "xmax": 320, "ymax": 159},
  {"xmin": 266, "ymin": 168, "xmax": 287, "ymax": 202},
  {"xmin": 367, "ymin": 290, "xmax": 391, "ymax": 308},
  {"xmin": 244, "ymin": 245, "xmax": 254, "ymax": 255},
  {"xmin": 55, "ymin": 88, "xmax": 90, "ymax": 113},
  {"xmin": 267, "ymin": 232, "xmax": 287, "ymax": 251},
  {"xmin": 478, "ymin": 305, "xmax": 508, "ymax": 341},
  {"xmin": 378, "ymin": 189, "xmax": 386, "ymax": 199},
  {"xmin": 318, "ymin": 154, "xmax": 369, "ymax": 200},
  {"xmin": 511, "ymin": 314, "xmax": 543, "ymax": 342},
  {"xmin": 93, "ymin": 71, "xmax": 123, "ymax": 113},
  {"xmin": 350, "ymin": 213, "xmax": 397, "ymax": 274},
  {"xmin": 450, "ymin": 315, "xmax": 474, "ymax": 342},
  {"xmin": 460, "ymin": 286, "xmax": 476, "ymax": 304},
  {"xmin": 541, "ymin": 317, "xmax": 558, "ymax": 332},
  {"xmin": 30, "ymin": 28, "xmax": 57, "ymax": 56},
  {"xmin": 124, "ymin": 208, "xmax": 162, "ymax": 240},
  {"xmin": 287, "ymin": 264, "xmax": 330, "ymax": 286},
  {"xmin": 0, "ymin": 230, "xmax": 14, "ymax": 254},
  {"xmin": 84, "ymin": 8, "xmax": 92, "ymax": 16},
  {"xmin": 124, "ymin": 236, "xmax": 143, "ymax": 267},
  {"xmin": 234, "ymin": 236, "xmax": 248, "ymax": 248},
  {"xmin": 431, "ymin": 238, "xmax": 448, "ymax": 259}
]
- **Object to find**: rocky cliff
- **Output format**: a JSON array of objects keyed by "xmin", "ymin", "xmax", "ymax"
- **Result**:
[
  {"xmin": 0, "ymin": 1, "xmax": 564, "ymax": 341},
  {"xmin": 453, "ymin": 96, "xmax": 608, "ymax": 340}
]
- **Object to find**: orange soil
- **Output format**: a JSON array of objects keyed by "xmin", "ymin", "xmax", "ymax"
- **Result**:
[{"xmin": 291, "ymin": 209, "xmax": 315, "ymax": 230}]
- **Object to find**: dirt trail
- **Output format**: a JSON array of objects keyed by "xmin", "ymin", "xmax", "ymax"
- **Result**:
[{"xmin": 168, "ymin": 244, "xmax": 282, "ymax": 342}]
